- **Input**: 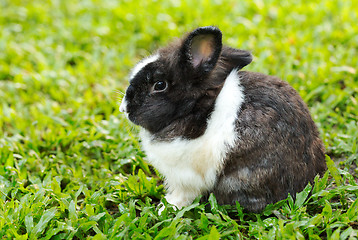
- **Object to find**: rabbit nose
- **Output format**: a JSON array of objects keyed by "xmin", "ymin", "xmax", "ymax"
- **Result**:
[{"xmin": 119, "ymin": 97, "xmax": 128, "ymax": 113}]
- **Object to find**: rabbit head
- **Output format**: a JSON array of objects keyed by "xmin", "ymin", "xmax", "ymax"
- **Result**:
[{"xmin": 120, "ymin": 26, "xmax": 252, "ymax": 139}]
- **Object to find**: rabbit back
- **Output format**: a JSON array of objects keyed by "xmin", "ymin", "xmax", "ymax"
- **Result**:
[{"xmin": 212, "ymin": 71, "xmax": 326, "ymax": 212}]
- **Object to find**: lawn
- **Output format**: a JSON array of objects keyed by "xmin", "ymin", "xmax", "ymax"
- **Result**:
[{"xmin": 0, "ymin": 0, "xmax": 357, "ymax": 239}]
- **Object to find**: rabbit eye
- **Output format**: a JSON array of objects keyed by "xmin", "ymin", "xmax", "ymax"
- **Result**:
[{"xmin": 153, "ymin": 81, "xmax": 167, "ymax": 92}]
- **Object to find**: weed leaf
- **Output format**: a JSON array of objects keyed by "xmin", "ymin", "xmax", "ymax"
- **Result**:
[{"xmin": 30, "ymin": 207, "xmax": 57, "ymax": 237}]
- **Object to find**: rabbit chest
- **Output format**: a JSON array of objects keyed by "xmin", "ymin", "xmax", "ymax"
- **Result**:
[{"xmin": 140, "ymin": 70, "xmax": 244, "ymax": 199}]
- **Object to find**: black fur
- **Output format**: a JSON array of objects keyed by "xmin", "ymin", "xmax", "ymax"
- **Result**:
[{"xmin": 122, "ymin": 26, "xmax": 327, "ymax": 212}]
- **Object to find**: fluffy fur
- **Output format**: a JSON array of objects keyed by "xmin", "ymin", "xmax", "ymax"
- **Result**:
[{"xmin": 120, "ymin": 26, "xmax": 327, "ymax": 212}]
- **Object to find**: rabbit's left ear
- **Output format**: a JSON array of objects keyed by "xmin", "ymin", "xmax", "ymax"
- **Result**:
[{"xmin": 181, "ymin": 26, "xmax": 222, "ymax": 75}]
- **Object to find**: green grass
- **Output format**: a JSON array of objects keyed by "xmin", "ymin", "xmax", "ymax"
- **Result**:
[{"xmin": 0, "ymin": 0, "xmax": 357, "ymax": 239}]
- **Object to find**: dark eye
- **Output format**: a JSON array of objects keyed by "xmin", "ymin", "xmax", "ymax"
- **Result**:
[{"xmin": 153, "ymin": 81, "xmax": 167, "ymax": 92}]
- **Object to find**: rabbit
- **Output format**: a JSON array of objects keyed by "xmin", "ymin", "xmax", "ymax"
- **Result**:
[{"xmin": 119, "ymin": 26, "xmax": 327, "ymax": 213}]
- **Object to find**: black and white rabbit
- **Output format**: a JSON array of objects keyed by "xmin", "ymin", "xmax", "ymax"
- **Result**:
[{"xmin": 120, "ymin": 26, "xmax": 327, "ymax": 212}]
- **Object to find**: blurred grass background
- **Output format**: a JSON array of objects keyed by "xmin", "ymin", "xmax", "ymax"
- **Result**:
[{"xmin": 0, "ymin": 0, "xmax": 357, "ymax": 239}]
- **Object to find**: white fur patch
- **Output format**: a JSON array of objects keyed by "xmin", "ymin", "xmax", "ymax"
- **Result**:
[
  {"xmin": 119, "ymin": 98, "xmax": 128, "ymax": 113},
  {"xmin": 140, "ymin": 69, "xmax": 245, "ymax": 209},
  {"xmin": 129, "ymin": 54, "xmax": 159, "ymax": 81}
]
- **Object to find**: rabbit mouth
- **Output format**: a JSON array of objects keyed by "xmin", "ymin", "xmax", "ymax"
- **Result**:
[
  {"xmin": 128, "ymin": 112, "xmax": 147, "ymax": 129},
  {"xmin": 127, "ymin": 113, "xmax": 139, "ymax": 125}
]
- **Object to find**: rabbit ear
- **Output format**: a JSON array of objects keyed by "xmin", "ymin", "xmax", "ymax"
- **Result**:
[
  {"xmin": 221, "ymin": 46, "xmax": 253, "ymax": 70},
  {"xmin": 181, "ymin": 26, "xmax": 222, "ymax": 74}
]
